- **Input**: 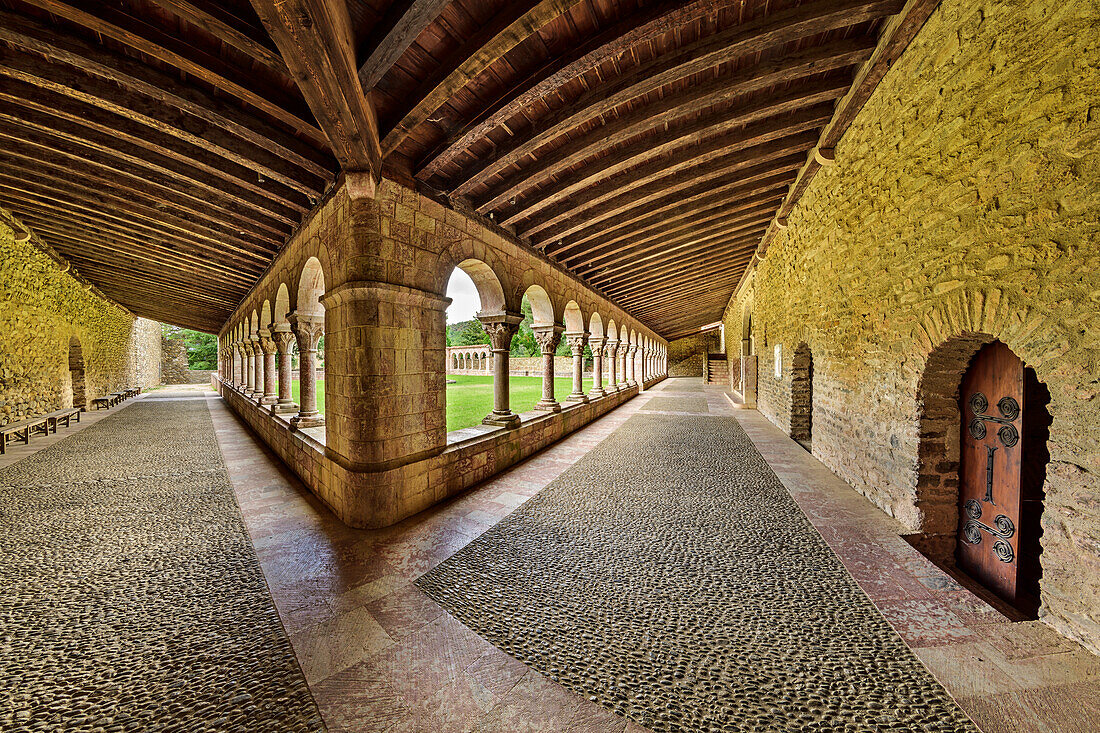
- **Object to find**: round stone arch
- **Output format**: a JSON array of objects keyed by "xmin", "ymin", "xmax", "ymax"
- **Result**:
[
  {"xmin": 606, "ymin": 318, "xmax": 617, "ymax": 343},
  {"xmin": 588, "ymin": 312, "xmax": 605, "ymax": 340},
  {"xmin": 260, "ymin": 300, "xmax": 273, "ymax": 332},
  {"xmin": 439, "ymin": 240, "xmax": 517, "ymax": 314},
  {"xmin": 522, "ymin": 283, "xmax": 557, "ymax": 327},
  {"xmin": 619, "ymin": 324, "xmax": 628, "ymax": 343},
  {"xmin": 274, "ymin": 283, "xmax": 291, "ymax": 326},
  {"xmin": 295, "ymin": 256, "xmax": 327, "ymax": 319},
  {"xmin": 250, "ymin": 310, "xmax": 260, "ymax": 338},
  {"xmin": 563, "ymin": 300, "xmax": 585, "ymax": 333}
]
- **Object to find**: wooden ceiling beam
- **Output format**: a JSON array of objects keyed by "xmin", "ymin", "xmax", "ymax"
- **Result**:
[
  {"xmin": 12, "ymin": 214, "xmax": 257, "ymax": 290},
  {"xmin": 545, "ymin": 171, "xmax": 794, "ymax": 258},
  {"xmin": 416, "ymin": 0, "xmax": 741, "ymax": 180},
  {"xmin": 145, "ymin": 0, "xmax": 289, "ymax": 75},
  {"xmin": 380, "ymin": 0, "xmax": 585, "ymax": 156},
  {"xmin": 629, "ymin": 277, "xmax": 749, "ymax": 316},
  {"xmin": 588, "ymin": 223, "xmax": 768, "ymax": 286},
  {"xmin": 555, "ymin": 188, "xmax": 786, "ymax": 266},
  {"xmin": 516, "ymin": 111, "xmax": 830, "ymax": 238},
  {"xmin": 600, "ymin": 239, "xmax": 761, "ymax": 297},
  {"xmin": 0, "ymin": 189, "xmax": 270, "ymax": 268},
  {"xmin": 0, "ymin": 10, "xmax": 333, "ymax": 179},
  {"xmin": 0, "ymin": 169, "xmax": 276, "ymax": 261},
  {"xmin": 532, "ymin": 151, "xmax": 807, "ymax": 248},
  {"xmin": 575, "ymin": 205, "xmax": 772, "ymax": 273},
  {"xmin": 251, "ymin": 0, "xmax": 383, "ymax": 176},
  {"xmin": 487, "ymin": 83, "xmax": 846, "ymax": 221},
  {"xmin": 357, "ymin": 0, "xmax": 452, "ymax": 89},
  {"xmin": 0, "ymin": 110, "xmax": 303, "ymax": 228},
  {"xmin": 0, "ymin": 74, "xmax": 313, "ymax": 212},
  {"xmin": 0, "ymin": 136, "xmax": 287, "ymax": 241},
  {"xmin": 447, "ymin": 0, "xmax": 894, "ymax": 197},
  {"xmin": 19, "ymin": 0, "xmax": 323, "ymax": 142}
]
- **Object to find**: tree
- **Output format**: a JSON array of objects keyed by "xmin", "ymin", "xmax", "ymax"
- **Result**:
[{"xmin": 162, "ymin": 324, "xmax": 218, "ymax": 369}]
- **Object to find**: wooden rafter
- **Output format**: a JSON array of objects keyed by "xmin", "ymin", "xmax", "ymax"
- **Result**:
[
  {"xmin": 357, "ymin": 0, "xmax": 452, "ymax": 89},
  {"xmin": 144, "ymin": 0, "xmax": 289, "ymax": 75},
  {"xmin": 250, "ymin": 0, "xmax": 383, "ymax": 175},
  {"xmin": 380, "ymin": 0, "xmax": 586, "ymax": 156},
  {"xmin": 446, "ymin": 0, "xmax": 897, "ymax": 197}
]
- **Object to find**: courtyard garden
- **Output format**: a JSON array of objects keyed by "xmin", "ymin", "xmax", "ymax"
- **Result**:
[{"xmin": 292, "ymin": 375, "xmax": 593, "ymax": 432}]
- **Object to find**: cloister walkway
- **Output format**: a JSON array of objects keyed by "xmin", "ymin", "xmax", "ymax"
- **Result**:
[{"xmin": 2, "ymin": 382, "xmax": 1097, "ymax": 731}]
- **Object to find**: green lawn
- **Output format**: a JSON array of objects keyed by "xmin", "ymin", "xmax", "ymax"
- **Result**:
[{"xmin": 291, "ymin": 375, "xmax": 593, "ymax": 432}]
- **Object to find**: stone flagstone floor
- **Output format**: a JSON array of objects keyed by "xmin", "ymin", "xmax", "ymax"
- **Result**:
[{"xmin": 4, "ymin": 381, "xmax": 1098, "ymax": 731}]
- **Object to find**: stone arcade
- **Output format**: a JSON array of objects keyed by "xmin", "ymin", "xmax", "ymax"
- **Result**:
[{"xmin": 1, "ymin": 0, "xmax": 1098, "ymax": 731}]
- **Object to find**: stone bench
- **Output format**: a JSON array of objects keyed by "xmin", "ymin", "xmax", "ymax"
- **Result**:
[
  {"xmin": 46, "ymin": 407, "xmax": 81, "ymax": 431},
  {"xmin": 92, "ymin": 396, "xmax": 113, "ymax": 410},
  {"xmin": 0, "ymin": 415, "xmax": 52, "ymax": 455}
]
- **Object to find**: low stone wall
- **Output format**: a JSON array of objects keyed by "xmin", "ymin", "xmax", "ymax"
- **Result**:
[
  {"xmin": 217, "ymin": 376, "xmax": 657, "ymax": 528},
  {"xmin": 1, "ymin": 216, "xmax": 161, "ymax": 424}
]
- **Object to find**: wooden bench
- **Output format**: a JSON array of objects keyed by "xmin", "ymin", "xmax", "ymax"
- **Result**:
[
  {"xmin": 92, "ymin": 396, "xmax": 112, "ymax": 410},
  {"xmin": 0, "ymin": 415, "xmax": 52, "ymax": 455},
  {"xmin": 125, "ymin": 387, "xmax": 141, "ymax": 398},
  {"xmin": 109, "ymin": 392, "xmax": 125, "ymax": 406},
  {"xmin": 46, "ymin": 407, "xmax": 81, "ymax": 431}
]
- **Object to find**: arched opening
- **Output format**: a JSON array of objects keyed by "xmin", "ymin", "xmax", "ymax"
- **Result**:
[
  {"xmin": 790, "ymin": 343, "xmax": 813, "ymax": 448},
  {"xmin": 68, "ymin": 336, "xmax": 86, "ymax": 410},
  {"xmin": 443, "ymin": 262, "xmax": 498, "ymax": 432},
  {"xmin": 915, "ymin": 334, "xmax": 1050, "ymax": 618},
  {"xmin": 289, "ymin": 257, "xmax": 326, "ymax": 429}
]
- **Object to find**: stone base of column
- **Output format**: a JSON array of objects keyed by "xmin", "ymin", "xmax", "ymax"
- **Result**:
[
  {"xmin": 483, "ymin": 411, "xmax": 520, "ymax": 428},
  {"xmin": 260, "ymin": 395, "xmax": 278, "ymax": 405},
  {"xmin": 272, "ymin": 401, "xmax": 299, "ymax": 415},
  {"xmin": 566, "ymin": 392, "xmax": 589, "ymax": 404},
  {"xmin": 588, "ymin": 388, "xmax": 606, "ymax": 399},
  {"xmin": 534, "ymin": 399, "xmax": 561, "ymax": 413},
  {"xmin": 290, "ymin": 413, "xmax": 325, "ymax": 430}
]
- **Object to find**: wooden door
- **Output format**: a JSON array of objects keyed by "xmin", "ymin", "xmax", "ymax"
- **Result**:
[{"xmin": 957, "ymin": 341, "xmax": 1025, "ymax": 604}]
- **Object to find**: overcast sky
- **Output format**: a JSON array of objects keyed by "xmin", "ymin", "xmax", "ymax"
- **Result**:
[{"xmin": 445, "ymin": 268, "xmax": 481, "ymax": 323}]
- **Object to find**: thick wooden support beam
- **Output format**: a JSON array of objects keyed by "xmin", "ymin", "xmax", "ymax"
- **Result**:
[
  {"xmin": 380, "ymin": 0, "xmax": 585, "ymax": 156},
  {"xmin": 447, "ymin": 0, "xmax": 898, "ymax": 197},
  {"xmin": 251, "ymin": 0, "xmax": 383, "ymax": 176},
  {"xmin": 357, "ymin": 0, "xmax": 452, "ymax": 89}
]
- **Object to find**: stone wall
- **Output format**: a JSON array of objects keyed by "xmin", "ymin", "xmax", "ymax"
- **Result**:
[
  {"xmin": 724, "ymin": 0, "xmax": 1100, "ymax": 651},
  {"xmin": 160, "ymin": 334, "xmax": 214, "ymax": 384},
  {"xmin": 0, "ymin": 217, "xmax": 162, "ymax": 424},
  {"xmin": 668, "ymin": 332, "xmax": 719, "ymax": 377}
]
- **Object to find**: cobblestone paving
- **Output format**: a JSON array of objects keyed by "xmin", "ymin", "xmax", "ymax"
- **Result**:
[
  {"xmin": 0, "ymin": 393, "xmax": 324, "ymax": 733},
  {"xmin": 418, "ymin": 410, "xmax": 979, "ymax": 733},
  {"xmin": 640, "ymin": 396, "xmax": 709, "ymax": 413}
]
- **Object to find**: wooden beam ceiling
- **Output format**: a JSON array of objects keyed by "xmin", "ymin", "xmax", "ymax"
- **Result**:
[{"xmin": 1, "ymin": 0, "xmax": 933, "ymax": 337}]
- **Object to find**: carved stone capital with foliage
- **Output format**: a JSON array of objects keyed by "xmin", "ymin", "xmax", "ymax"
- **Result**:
[{"xmin": 565, "ymin": 331, "xmax": 587, "ymax": 356}]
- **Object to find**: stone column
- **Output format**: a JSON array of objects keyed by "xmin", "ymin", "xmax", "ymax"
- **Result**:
[
  {"xmin": 565, "ymin": 332, "xmax": 588, "ymax": 403},
  {"xmin": 289, "ymin": 313, "xmax": 325, "ymax": 430},
  {"xmin": 231, "ymin": 343, "xmax": 242, "ymax": 388},
  {"xmin": 243, "ymin": 341, "xmax": 256, "ymax": 394},
  {"xmin": 533, "ymin": 325, "xmax": 563, "ymax": 412},
  {"xmin": 479, "ymin": 312, "xmax": 524, "ymax": 428},
  {"xmin": 588, "ymin": 336, "xmax": 606, "ymax": 399},
  {"xmin": 269, "ymin": 325, "xmax": 298, "ymax": 414},
  {"xmin": 626, "ymin": 344, "xmax": 637, "ymax": 386},
  {"xmin": 251, "ymin": 336, "xmax": 264, "ymax": 399},
  {"xmin": 620, "ymin": 344, "xmax": 630, "ymax": 388},
  {"xmin": 605, "ymin": 339, "xmax": 619, "ymax": 390},
  {"xmin": 259, "ymin": 334, "xmax": 278, "ymax": 405}
]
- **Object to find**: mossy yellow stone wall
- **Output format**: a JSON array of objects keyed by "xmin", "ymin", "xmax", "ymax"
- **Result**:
[
  {"xmin": 0, "ymin": 218, "xmax": 161, "ymax": 423},
  {"xmin": 727, "ymin": 0, "xmax": 1100, "ymax": 650}
]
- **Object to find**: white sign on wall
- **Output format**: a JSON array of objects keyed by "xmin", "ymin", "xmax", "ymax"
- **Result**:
[{"xmin": 774, "ymin": 343, "xmax": 783, "ymax": 379}]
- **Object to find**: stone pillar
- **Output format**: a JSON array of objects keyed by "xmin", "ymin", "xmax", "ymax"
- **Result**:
[
  {"xmin": 251, "ymin": 336, "xmax": 264, "ymax": 399},
  {"xmin": 620, "ymin": 345, "xmax": 629, "ymax": 388},
  {"xmin": 289, "ymin": 313, "xmax": 325, "ymax": 430},
  {"xmin": 588, "ymin": 336, "xmax": 606, "ymax": 398},
  {"xmin": 479, "ymin": 313, "xmax": 524, "ymax": 428},
  {"xmin": 605, "ymin": 339, "xmax": 619, "ymax": 390},
  {"xmin": 243, "ymin": 341, "xmax": 256, "ymax": 394},
  {"xmin": 626, "ymin": 344, "xmax": 637, "ymax": 386},
  {"xmin": 231, "ymin": 343, "xmax": 242, "ymax": 388},
  {"xmin": 565, "ymin": 332, "xmax": 588, "ymax": 403},
  {"xmin": 259, "ymin": 334, "xmax": 278, "ymax": 405},
  {"xmin": 533, "ymin": 325, "xmax": 563, "ymax": 412},
  {"xmin": 269, "ymin": 325, "xmax": 298, "ymax": 414}
]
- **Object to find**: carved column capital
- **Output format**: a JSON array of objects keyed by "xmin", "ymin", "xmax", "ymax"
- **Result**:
[
  {"xmin": 289, "ymin": 312, "xmax": 324, "ymax": 351},
  {"xmin": 588, "ymin": 336, "xmax": 606, "ymax": 352},
  {"xmin": 268, "ymin": 323, "xmax": 296, "ymax": 352},
  {"xmin": 604, "ymin": 339, "xmax": 619, "ymax": 358},
  {"xmin": 565, "ymin": 331, "xmax": 587, "ymax": 356},
  {"xmin": 478, "ymin": 312, "xmax": 523, "ymax": 352},
  {"xmin": 258, "ymin": 334, "xmax": 276, "ymax": 355},
  {"xmin": 532, "ymin": 325, "xmax": 564, "ymax": 355}
]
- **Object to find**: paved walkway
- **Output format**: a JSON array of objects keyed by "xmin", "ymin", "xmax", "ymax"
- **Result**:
[
  {"xmin": 0, "ymin": 386, "xmax": 323, "ymax": 732},
  {"xmin": 4, "ymin": 381, "xmax": 1097, "ymax": 731}
]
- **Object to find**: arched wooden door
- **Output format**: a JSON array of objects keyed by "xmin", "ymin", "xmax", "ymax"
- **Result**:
[{"xmin": 957, "ymin": 341, "xmax": 1044, "ymax": 613}]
